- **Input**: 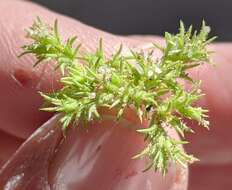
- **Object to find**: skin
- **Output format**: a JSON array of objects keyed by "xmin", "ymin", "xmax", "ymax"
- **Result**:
[{"xmin": 0, "ymin": 0, "xmax": 231, "ymax": 189}]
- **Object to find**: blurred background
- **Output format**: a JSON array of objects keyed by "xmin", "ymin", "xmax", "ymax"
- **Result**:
[
  {"xmin": 33, "ymin": 0, "xmax": 232, "ymax": 41},
  {"xmin": 31, "ymin": 0, "xmax": 232, "ymax": 190}
]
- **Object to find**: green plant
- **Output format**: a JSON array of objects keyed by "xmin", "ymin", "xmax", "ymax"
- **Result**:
[{"xmin": 20, "ymin": 17, "xmax": 215, "ymax": 175}]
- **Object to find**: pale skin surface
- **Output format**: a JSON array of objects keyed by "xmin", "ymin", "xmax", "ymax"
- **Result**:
[{"xmin": 0, "ymin": 0, "xmax": 231, "ymax": 189}]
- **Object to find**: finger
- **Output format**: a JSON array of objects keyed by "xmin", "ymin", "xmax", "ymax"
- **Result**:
[
  {"xmin": 185, "ymin": 43, "xmax": 232, "ymax": 165},
  {"xmin": 0, "ymin": 0, "xmax": 146, "ymax": 139},
  {"xmin": 126, "ymin": 36, "xmax": 232, "ymax": 165}
]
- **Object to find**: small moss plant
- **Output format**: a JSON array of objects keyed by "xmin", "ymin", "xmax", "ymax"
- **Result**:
[{"xmin": 20, "ymin": 17, "xmax": 216, "ymax": 175}]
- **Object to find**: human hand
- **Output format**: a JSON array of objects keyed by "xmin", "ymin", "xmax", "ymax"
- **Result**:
[{"xmin": 0, "ymin": 1, "xmax": 231, "ymax": 190}]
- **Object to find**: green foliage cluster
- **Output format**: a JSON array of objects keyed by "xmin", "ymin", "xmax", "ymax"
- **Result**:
[{"xmin": 21, "ymin": 17, "xmax": 215, "ymax": 174}]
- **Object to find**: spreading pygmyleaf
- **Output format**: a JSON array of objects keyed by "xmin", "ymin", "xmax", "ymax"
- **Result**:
[{"xmin": 20, "ymin": 17, "xmax": 215, "ymax": 174}]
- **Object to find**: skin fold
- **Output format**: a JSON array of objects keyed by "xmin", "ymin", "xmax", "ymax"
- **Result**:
[{"xmin": 0, "ymin": 0, "xmax": 231, "ymax": 189}]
